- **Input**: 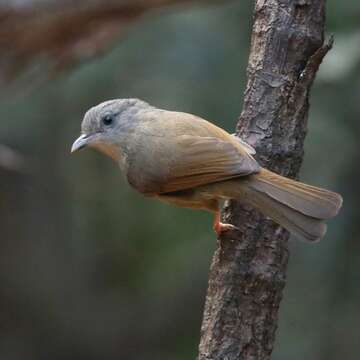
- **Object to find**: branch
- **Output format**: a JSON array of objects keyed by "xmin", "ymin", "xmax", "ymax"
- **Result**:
[
  {"xmin": 198, "ymin": 1, "xmax": 331, "ymax": 359},
  {"xmin": 0, "ymin": 0, "xmax": 214, "ymax": 81}
]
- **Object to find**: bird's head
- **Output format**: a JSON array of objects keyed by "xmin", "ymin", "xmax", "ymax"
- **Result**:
[{"xmin": 71, "ymin": 98, "xmax": 149, "ymax": 161}]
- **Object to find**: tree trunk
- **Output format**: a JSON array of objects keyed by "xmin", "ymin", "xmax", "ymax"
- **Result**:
[{"xmin": 198, "ymin": 1, "xmax": 332, "ymax": 359}]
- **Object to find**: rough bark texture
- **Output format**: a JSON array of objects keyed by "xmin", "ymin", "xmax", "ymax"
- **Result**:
[{"xmin": 198, "ymin": 1, "xmax": 332, "ymax": 359}]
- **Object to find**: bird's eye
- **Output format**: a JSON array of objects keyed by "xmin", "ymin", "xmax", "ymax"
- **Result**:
[{"xmin": 102, "ymin": 114, "xmax": 113, "ymax": 126}]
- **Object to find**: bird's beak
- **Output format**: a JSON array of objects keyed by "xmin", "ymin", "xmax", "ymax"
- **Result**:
[{"xmin": 71, "ymin": 134, "xmax": 90, "ymax": 153}]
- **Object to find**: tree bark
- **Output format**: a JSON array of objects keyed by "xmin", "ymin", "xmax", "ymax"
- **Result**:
[{"xmin": 198, "ymin": 1, "xmax": 332, "ymax": 359}]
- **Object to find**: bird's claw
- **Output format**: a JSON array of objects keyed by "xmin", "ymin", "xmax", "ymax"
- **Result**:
[{"xmin": 214, "ymin": 222, "xmax": 237, "ymax": 237}]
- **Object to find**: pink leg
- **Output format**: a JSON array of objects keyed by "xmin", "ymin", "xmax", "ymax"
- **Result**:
[{"xmin": 213, "ymin": 210, "xmax": 236, "ymax": 237}]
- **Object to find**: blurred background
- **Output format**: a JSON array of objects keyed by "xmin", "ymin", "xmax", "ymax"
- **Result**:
[{"xmin": 0, "ymin": 1, "xmax": 359, "ymax": 359}]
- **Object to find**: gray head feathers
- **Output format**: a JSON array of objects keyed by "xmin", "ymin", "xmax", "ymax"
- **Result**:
[{"xmin": 81, "ymin": 98, "xmax": 151, "ymax": 135}]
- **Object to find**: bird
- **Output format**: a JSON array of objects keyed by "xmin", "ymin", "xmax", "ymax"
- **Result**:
[{"xmin": 71, "ymin": 98, "xmax": 342, "ymax": 242}]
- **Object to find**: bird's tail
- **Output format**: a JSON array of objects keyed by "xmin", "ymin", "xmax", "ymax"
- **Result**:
[{"xmin": 214, "ymin": 168, "xmax": 343, "ymax": 242}]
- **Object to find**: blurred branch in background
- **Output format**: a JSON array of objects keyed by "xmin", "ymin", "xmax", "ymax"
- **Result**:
[{"xmin": 0, "ymin": 0, "xmax": 215, "ymax": 83}]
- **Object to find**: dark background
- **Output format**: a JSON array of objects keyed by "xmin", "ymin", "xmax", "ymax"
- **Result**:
[{"xmin": 0, "ymin": 1, "xmax": 359, "ymax": 359}]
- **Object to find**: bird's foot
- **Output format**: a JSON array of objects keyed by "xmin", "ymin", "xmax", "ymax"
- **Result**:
[
  {"xmin": 213, "ymin": 211, "xmax": 238, "ymax": 261},
  {"xmin": 213, "ymin": 210, "xmax": 237, "ymax": 237},
  {"xmin": 214, "ymin": 221, "xmax": 237, "ymax": 262},
  {"xmin": 213, "ymin": 221, "xmax": 237, "ymax": 237}
]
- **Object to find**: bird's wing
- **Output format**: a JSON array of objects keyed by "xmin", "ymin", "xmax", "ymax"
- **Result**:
[
  {"xmin": 156, "ymin": 134, "xmax": 259, "ymax": 193},
  {"xmin": 126, "ymin": 110, "xmax": 260, "ymax": 194}
]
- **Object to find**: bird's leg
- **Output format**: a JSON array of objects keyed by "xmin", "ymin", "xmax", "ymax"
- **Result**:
[
  {"xmin": 213, "ymin": 210, "xmax": 237, "ymax": 259},
  {"xmin": 213, "ymin": 210, "xmax": 237, "ymax": 237}
]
